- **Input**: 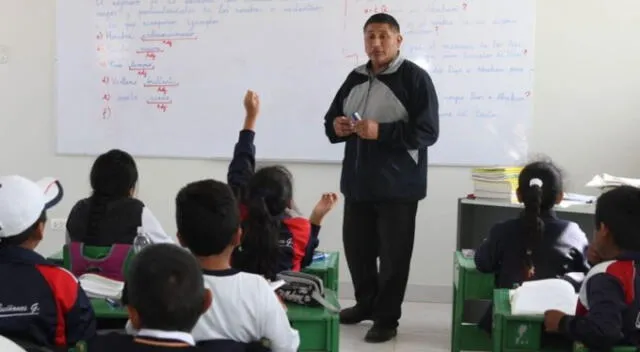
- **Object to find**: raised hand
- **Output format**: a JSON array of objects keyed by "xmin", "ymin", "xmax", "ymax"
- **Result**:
[{"xmin": 310, "ymin": 193, "xmax": 339, "ymax": 225}]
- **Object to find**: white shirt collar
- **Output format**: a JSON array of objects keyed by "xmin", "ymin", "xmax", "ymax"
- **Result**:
[{"xmin": 137, "ymin": 329, "xmax": 195, "ymax": 346}]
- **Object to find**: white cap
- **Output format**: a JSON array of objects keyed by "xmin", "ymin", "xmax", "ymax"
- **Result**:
[{"xmin": 0, "ymin": 175, "xmax": 63, "ymax": 239}]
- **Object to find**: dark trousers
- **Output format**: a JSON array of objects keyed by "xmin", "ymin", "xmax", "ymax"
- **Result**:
[{"xmin": 343, "ymin": 200, "xmax": 418, "ymax": 328}]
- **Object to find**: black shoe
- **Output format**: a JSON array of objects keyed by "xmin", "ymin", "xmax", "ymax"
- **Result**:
[
  {"xmin": 339, "ymin": 306, "xmax": 372, "ymax": 325},
  {"xmin": 364, "ymin": 325, "xmax": 398, "ymax": 343}
]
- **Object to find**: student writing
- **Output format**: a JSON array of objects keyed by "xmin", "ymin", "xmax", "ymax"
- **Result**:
[
  {"xmin": 228, "ymin": 90, "xmax": 338, "ymax": 280},
  {"xmin": 544, "ymin": 186, "xmax": 640, "ymax": 351}
]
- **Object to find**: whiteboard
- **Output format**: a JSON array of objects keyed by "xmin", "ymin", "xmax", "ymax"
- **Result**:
[{"xmin": 56, "ymin": 0, "xmax": 535, "ymax": 165}]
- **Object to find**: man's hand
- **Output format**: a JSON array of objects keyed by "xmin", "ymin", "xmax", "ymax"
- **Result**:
[
  {"xmin": 243, "ymin": 90, "xmax": 259, "ymax": 130},
  {"xmin": 355, "ymin": 120, "xmax": 379, "ymax": 140},
  {"xmin": 333, "ymin": 116, "xmax": 354, "ymax": 137},
  {"xmin": 310, "ymin": 193, "xmax": 339, "ymax": 225},
  {"xmin": 543, "ymin": 310, "xmax": 567, "ymax": 332}
]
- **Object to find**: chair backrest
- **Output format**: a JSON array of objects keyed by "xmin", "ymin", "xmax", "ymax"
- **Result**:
[{"xmin": 63, "ymin": 243, "xmax": 134, "ymax": 281}]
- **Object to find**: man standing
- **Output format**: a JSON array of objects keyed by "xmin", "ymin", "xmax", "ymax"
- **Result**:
[{"xmin": 324, "ymin": 13, "xmax": 440, "ymax": 343}]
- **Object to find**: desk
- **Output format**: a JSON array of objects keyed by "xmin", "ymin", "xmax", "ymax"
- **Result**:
[
  {"xmin": 493, "ymin": 289, "xmax": 571, "ymax": 352},
  {"xmin": 451, "ymin": 251, "xmax": 494, "ymax": 352},
  {"xmin": 457, "ymin": 198, "xmax": 595, "ymax": 250},
  {"xmin": 302, "ymin": 251, "xmax": 339, "ymax": 292}
]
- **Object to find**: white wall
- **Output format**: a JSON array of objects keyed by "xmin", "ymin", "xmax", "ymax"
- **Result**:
[{"xmin": 1, "ymin": 0, "xmax": 640, "ymax": 302}]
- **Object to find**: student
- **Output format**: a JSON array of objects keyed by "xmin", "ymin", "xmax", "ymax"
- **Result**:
[
  {"xmin": 228, "ymin": 90, "xmax": 338, "ymax": 280},
  {"xmin": 175, "ymin": 179, "xmax": 300, "ymax": 351},
  {"xmin": 474, "ymin": 160, "xmax": 590, "ymax": 332},
  {"xmin": 544, "ymin": 186, "xmax": 640, "ymax": 350},
  {"xmin": 0, "ymin": 175, "xmax": 96, "ymax": 348},
  {"xmin": 92, "ymin": 243, "xmax": 239, "ymax": 351},
  {"xmin": 66, "ymin": 149, "xmax": 172, "ymax": 246}
]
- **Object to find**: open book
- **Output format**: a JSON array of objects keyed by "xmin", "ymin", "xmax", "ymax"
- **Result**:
[
  {"xmin": 78, "ymin": 273, "xmax": 125, "ymax": 300},
  {"xmin": 510, "ymin": 279, "xmax": 578, "ymax": 315}
]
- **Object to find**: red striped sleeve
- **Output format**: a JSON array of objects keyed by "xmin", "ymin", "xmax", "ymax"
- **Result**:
[
  {"xmin": 282, "ymin": 217, "xmax": 311, "ymax": 271},
  {"xmin": 605, "ymin": 260, "xmax": 636, "ymax": 304},
  {"xmin": 35, "ymin": 265, "xmax": 79, "ymax": 346}
]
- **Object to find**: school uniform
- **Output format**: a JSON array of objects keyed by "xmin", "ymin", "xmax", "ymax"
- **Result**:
[
  {"xmin": 192, "ymin": 269, "xmax": 299, "ymax": 352},
  {"xmin": 0, "ymin": 247, "xmax": 96, "ymax": 348},
  {"xmin": 127, "ymin": 269, "xmax": 299, "ymax": 352},
  {"xmin": 66, "ymin": 197, "xmax": 173, "ymax": 246},
  {"xmin": 227, "ymin": 130, "xmax": 320, "ymax": 276},
  {"xmin": 559, "ymin": 252, "xmax": 640, "ymax": 351},
  {"xmin": 475, "ymin": 211, "xmax": 590, "ymax": 288},
  {"xmin": 474, "ymin": 210, "xmax": 590, "ymax": 333},
  {"xmin": 90, "ymin": 329, "xmax": 243, "ymax": 352},
  {"xmin": 0, "ymin": 175, "xmax": 96, "ymax": 348}
]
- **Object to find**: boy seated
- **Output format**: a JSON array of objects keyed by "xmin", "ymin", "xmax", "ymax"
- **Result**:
[
  {"xmin": 175, "ymin": 179, "xmax": 300, "ymax": 351},
  {"xmin": 544, "ymin": 186, "xmax": 640, "ymax": 350},
  {"xmin": 0, "ymin": 175, "xmax": 96, "ymax": 348},
  {"xmin": 92, "ymin": 243, "xmax": 241, "ymax": 351}
]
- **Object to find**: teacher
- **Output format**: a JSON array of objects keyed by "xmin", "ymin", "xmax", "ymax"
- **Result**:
[{"xmin": 324, "ymin": 13, "xmax": 440, "ymax": 343}]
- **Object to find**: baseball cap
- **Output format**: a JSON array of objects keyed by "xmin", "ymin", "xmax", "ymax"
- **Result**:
[{"xmin": 0, "ymin": 175, "xmax": 63, "ymax": 239}]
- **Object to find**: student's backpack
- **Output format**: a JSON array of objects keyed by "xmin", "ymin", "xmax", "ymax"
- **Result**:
[
  {"xmin": 275, "ymin": 271, "xmax": 340, "ymax": 313},
  {"xmin": 66, "ymin": 242, "xmax": 133, "ymax": 281}
]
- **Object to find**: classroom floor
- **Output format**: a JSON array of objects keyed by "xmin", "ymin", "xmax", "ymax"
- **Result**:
[{"xmin": 338, "ymin": 299, "xmax": 451, "ymax": 352}]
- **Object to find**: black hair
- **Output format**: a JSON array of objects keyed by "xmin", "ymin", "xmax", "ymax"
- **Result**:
[
  {"xmin": 363, "ymin": 13, "xmax": 400, "ymax": 32},
  {"xmin": 176, "ymin": 179, "xmax": 240, "ymax": 256},
  {"xmin": 517, "ymin": 160, "xmax": 563, "ymax": 279},
  {"xmin": 0, "ymin": 211, "xmax": 46, "ymax": 247},
  {"xmin": 87, "ymin": 149, "xmax": 138, "ymax": 240},
  {"xmin": 127, "ymin": 243, "xmax": 205, "ymax": 332},
  {"xmin": 595, "ymin": 186, "xmax": 640, "ymax": 251},
  {"xmin": 236, "ymin": 165, "xmax": 293, "ymax": 280}
]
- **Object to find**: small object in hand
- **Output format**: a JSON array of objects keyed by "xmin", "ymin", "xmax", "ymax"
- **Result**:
[{"xmin": 351, "ymin": 112, "xmax": 362, "ymax": 121}]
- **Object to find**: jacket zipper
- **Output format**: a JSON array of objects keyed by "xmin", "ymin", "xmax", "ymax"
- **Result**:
[{"xmin": 354, "ymin": 75, "xmax": 374, "ymax": 196}]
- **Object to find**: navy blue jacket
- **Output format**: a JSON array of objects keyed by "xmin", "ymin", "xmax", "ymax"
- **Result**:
[
  {"xmin": 475, "ymin": 211, "xmax": 590, "ymax": 289},
  {"xmin": 0, "ymin": 246, "xmax": 96, "ymax": 348},
  {"xmin": 324, "ymin": 56, "xmax": 439, "ymax": 202},
  {"xmin": 228, "ymin": 130, "xmax": 320, "ymax": 278},
  {"xmin": 560, "ymin": 253, "xmax": 640, "ymax": 351}
]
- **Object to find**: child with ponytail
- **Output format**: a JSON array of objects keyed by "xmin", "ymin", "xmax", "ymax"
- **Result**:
[
  {"xmin": 474, "ymin": 160, "xmax": 590, "ymax": 333},
  {"xmin": 228, "ymin": 90, "xmax": 338, "ymax": 280},
  {"xmin": 66, "ymin": 149, "xmax": 173, "ymax": 246}
]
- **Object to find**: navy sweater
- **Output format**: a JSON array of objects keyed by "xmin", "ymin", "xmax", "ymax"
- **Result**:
[
  {"xmin": 560, "ymin": 253, "xmax": 640, "ymax": 351},
  {"xmin": 475, "ymin": 211, "xmax": 590, "ymax": 289}
]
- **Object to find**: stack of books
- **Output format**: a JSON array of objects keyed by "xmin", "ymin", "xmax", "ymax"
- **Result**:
[{"xmin": 471, "ymin": 167, "xmax": 523, "ymax": 202}]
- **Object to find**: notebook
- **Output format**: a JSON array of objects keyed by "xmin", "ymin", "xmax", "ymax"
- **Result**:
[
  {"xmin": 78, "ymin": 273, "xmax": 125, "ymax": 300},
  {"xmin": 510, "ymin": 279, "xmax": 578, "ymax": 315}
]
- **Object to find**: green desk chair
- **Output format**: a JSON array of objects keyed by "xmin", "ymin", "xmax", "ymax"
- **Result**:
[
  {"xmin": 451, "ymin": 250, "xmax": 495, "ymax": 352},
  {"xmin": 62, "ymin": 243, "xmax": 135, "ymax": 281}
]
